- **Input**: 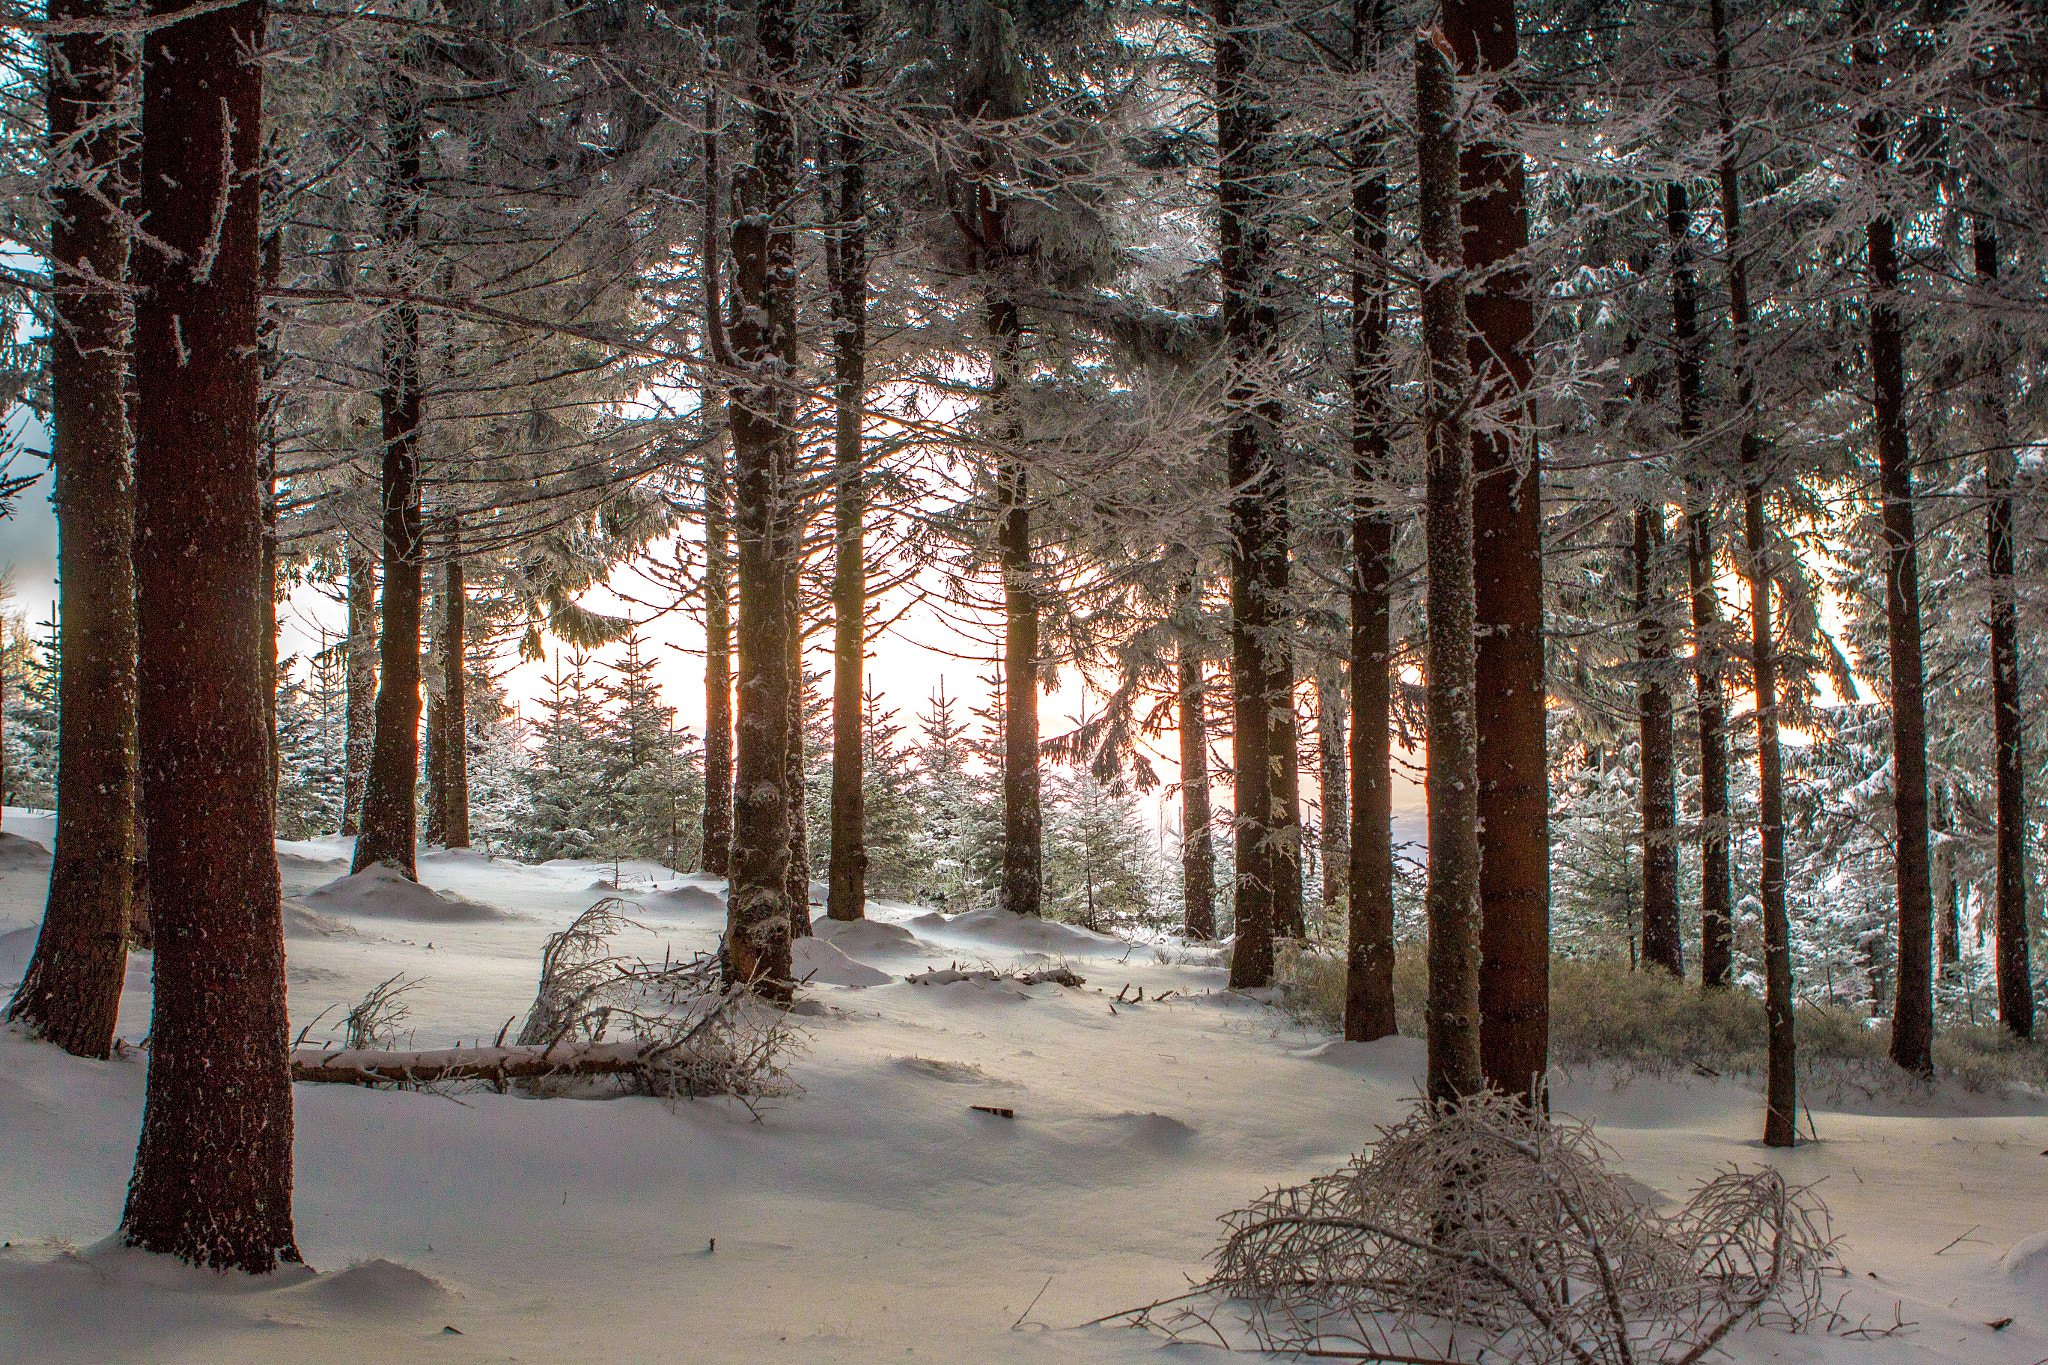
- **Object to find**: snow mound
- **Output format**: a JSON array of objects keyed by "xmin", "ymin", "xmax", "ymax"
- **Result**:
[
  {"xmin": 295, "ymin": 1259, "xmax": 448, "ymax": 1313},
  {"xmin": 303, "ymin": 865, "xmax": 507, "ymax": 923},
  {"xmin": 0, "ymin": 832, "xmax": 51, "ymax": 869},
  {"xmin": 0, "ymin": 924, "xmax": 34, "ymax": 983},
  {"xmin": 898, "ymin": 1056, "xmax": 1010, "ymax": 1086},
  {"xmin": 791, "ymin": 936, "xmax": 891, "ymax": 987},
  {"xmin": 283, "ymin": 900, "xmax": 356, "ymax": 940},
  {"xmin": 911, "ymin": 907, "xmax": 1118, "ymax": 953},
  {"xmin": 810, "ymin": 916, "xmax": 931, "ymax": 955},
  {"xmin": 641, "ymin": 884, "xmax": 724, "ymax": 915},
  {"xmin": 1103, "ymin": 1110, "xmax": 1196, "ymax": 1153},
  {"xmin": 417, "ymin": 847, "xmax": 494, "ymax": 868},
  {"xmin": 2002, "ymin": 1231, "xmax": 2048, "ymax": 1285}
]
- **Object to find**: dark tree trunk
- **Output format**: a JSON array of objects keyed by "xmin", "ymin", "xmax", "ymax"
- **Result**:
[
  {"xmin": 121, "ymin": 0, "xmax": 300, "ymax": 1271},
  {"xmin": 1671, "ymin": 182, "xmax": 1732, "ymax": 990},
  {"xmin": 1933, "ymin": 782, "xmax": 1958, "ymax": 977},
  {"xmin": 1177, "ymin": 595, "xmax": 1217, "ymax": 940},
  {"xmin": 991, "ymin": 298, "xmax": 1042, "ymax": 919},
  {"xmin": 1417, "ymin": 26, "xmax": 1482, "ymax": 1105},
  {"xmin": 1714, "ymin": 0, "xmax": 1795, "ymax": 1145},
  {"xmin": 7, "ymin": 0, "xmax": 138, "ymax": 1059},
  {"xmin": 1317, "ymin": 666, "xmax": 1347, "ymax": 925},
  {"xmin": 341, "ymin": 546, "xmax": 376, "ymax": 836},
  {"xmin": 1855, "ymin": 47, "xmax": 1933, "ymax": 1076},
  {"xmin": 785, "ymin": 549, "xmax": 811, "ymax": 938},
  {"xmin": 352, "ymin": 61, "xmax": 425, "ymax": 880},
  {"xmin": 422, "ymin": 557, "xmax": 446, "ymax": 847},
  {"xmin": 261, "ymin": 456, "xmax": 279, "ymax": 806},
  {"xmin": 1272, "ymin": 658, "xmax": 1302, "ymax": 940},
  {"xmin": 723, "ymin": 0, "xmax": 799, "ymax": 997},
  {"xmin": 1444, "ymin": 0, "xmax": 1548, "ymax": 1102},
  {"xmin": 1346, "ymin": 19, "xmax": 1397, "ymax": 1039},
  {"xmin": 700, "ymin": 99, "xmax": 734, "ymax": 879},
  {"xmin": 442, "ymin": 517, "xmax": 469, "ymax": 848},
  {"xmin": 1218, "ymin": 0, "xmax": 1286, "ymax": 987},
  {"xmin": 826, "ymin": 23, "xmax": 868, "ymax": 923},
  {"xmin": 1635, "ymin": 507, "xmax": 1681, "ymax": 975},
  {"xmin": 1977, "ymin": 224, "xmax": 2030, "ymax": 1037}
]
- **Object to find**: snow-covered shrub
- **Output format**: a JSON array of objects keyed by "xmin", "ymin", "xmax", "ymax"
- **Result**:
[{"xmin": 1197, "ymin": 1093, "xmax": 1834, "ymax": 1365}]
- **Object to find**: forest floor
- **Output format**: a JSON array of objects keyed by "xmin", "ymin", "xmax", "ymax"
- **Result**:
[{"xmin": 2, "ymin": 808, "xmax": 2047, "ymax": 1364}]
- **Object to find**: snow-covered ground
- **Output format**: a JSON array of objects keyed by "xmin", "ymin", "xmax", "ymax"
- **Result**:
[{"xmin": 3, "ymin": 806, "xmax": 2046, "ymax": 1364}]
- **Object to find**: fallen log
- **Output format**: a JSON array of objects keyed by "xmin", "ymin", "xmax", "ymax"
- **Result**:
[{"xmin": 290, "ymin": 1040, "xmax": 648, "ymax": 1087}]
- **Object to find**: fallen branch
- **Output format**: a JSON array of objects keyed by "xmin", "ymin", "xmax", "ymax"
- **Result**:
[{"xmin": 291, "ymin": 1040, "xmax": 648, "ymax": 1087}]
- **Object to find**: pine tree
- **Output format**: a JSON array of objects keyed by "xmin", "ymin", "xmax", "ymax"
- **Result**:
[
  {"xmin": 1044, "ymin": 766, "xmax": 1158, "ymax": 935},
  {"xmin": 6, "ymin": 0, "xmax": 138, "ymax": 1059},
  {"xmin": 122, "ymin": 0, "xmax": 299, "ymax": 1270}
]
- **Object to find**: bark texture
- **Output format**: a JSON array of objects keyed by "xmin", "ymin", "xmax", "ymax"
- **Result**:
[
  {"xmin": 784, "ymin": 550, "xmax": 811, "ymax": 938},
  {"xmin": 7, "ymin": 0, "xmax": 137, "ymax": 1058},
  {"xmin": 700, "ymin": 90, "xmax": 734, "ymax": 879},
  {"xmin": 992, "ymin": 300, "xmax": 1042, "ymax": 919},
  {"xmin": 352, "ymin": 61, "xmax": 426, "ymax": 879},
  {"xmin": 825, "ymin": 8, "xmax": 868, "ymax": 923},
  {"xmin": 1178, "ymin": 609, "xmax": 1217, "ymax": 941},
  {"xmin": 1417, "ymin": 27, "xmax": 1483, "ymax": 1106},
  {"xmin": 1671, "ymin": 182, "xmax": 1731, "ymax": 990},
  {"xmin": 723, "ymin": 0, "xmax": 799, "ymax": 996},
  {"xmin": 1346, "ymin": 13, "xmax": 1397, "ymax": 1040},
  {"xmin": 441, "ymin": 518, "xmax": 469, "ymax": 848},
  {"xmin": 341, "ymin": 546, "xmax": 376, "ymax": 836},
  {"xmin": 1634, "ymin": 507, "xmax": 1681, "ymax": 975},
  {"xmin": 1856, "ymin": 46, "xmax": 1933, "ymax": 1077},
  {"xmin": 1977, "ymin": 225, "xmax": 2031, "ymax": 1038},
  {"xmin": 1316, "ymin": 666, "xmax": 1347, "ymax": 926},
  {"xmin": 1218, "ymin": 0, "xmax": 1288, "ymax": 987},
  {"xmin": 122, "ymin": 0, "xmax": 300, "ymax": 1271},
  {"xmin": 1444, "ymin": 0, "xmax": 1548, "ymax": 1101},
  {"xmin": 1714, "ymin": 0, "xmax": 1795, "ymax": 1145}
]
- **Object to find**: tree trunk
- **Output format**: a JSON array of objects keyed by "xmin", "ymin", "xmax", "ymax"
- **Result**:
[
  {"xmin": 1933, "ymin": 782, "xmax": 1958, "ymax": 977},
  {"xmin": 1671, "ymin": 181, "xmax": 1732, "ymax": 990},
  {"xmin": 1417, "ymin": 26, "xmax": 1482, "ymax": 1105},
  {"xmin": 422, "ymin": 558, "xmax": 446, "ymax": 847},
  {"xmin": 826, "ymin": 22, "xmax": 868, "ymax": 923},
  {"xmin": 341, "ymin": 546, "xmax": 376, "ymax": 836},
  {"xmin": 1346, "ymin": 14, "xmax": 1397, "ymax": 1039},
  {"xmin": 1218, "ymin": 0, "xmax": 1286, "ymax": 987},
  {"xmin": 723, "ymin": 0, "xmax": 799, "ymax": 997},
  {"xmin": 1272, "ymin": 653, "xmax": 1303, "ymax": 940},
  {"xmin": 261, "ymin": 453, "xmax": 279, "ymax": 807},
  {"xmin": 352, "ymin": 60, "xmax": 425, "ymax": 880},
  {"xmin": 121, "ymin": 0, "xmax": 300, "ymax": 1271},
  {"xmin": 1714, "ymin": 0, "xmax": 1795, "ymax": 1145},
  {"xmin": 7, "ymin": 0, "xmax": 137, "ymax": 1059},
  {"xmin": 1444, "ymin": 0, "xmax": 1547, "ymax": 1102},
  {"xmin": 442, "ymin": 517, "xmax": 469, "ymax": 848},
  {"xmin": 1316, "ymin": 665, "xmax": 1347, "ymax": 926},
  {"xmin": 699, "ymin": 90, "xmax": 734, "ymax": 880},
  {"xmin": 1977, "ymin": 224, "xmax": 2030, "ymax": 1037},
  {"xmin": 785, "ymin": 547, "xmax": 810, "ymax": 938},
  {"xmin": 992, "ymin": 298, "xmax": 1042, "ymax": 919},
  {"xmin": 1177, "ymin": 596, "xmax": 1216, "ymax": 940},
  {"xmin": 1856, "ymin": 45, "xmax": 1933, "ymax": 1076},
  {"xmin": 1635, "ymin": 506, "xmax": 1681, "ymax": 975}
]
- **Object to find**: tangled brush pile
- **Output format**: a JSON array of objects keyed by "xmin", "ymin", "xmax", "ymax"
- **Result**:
[
  {"xmin": 1186, "ymin": 1092, "xmax": 1834, "ymax": 1364},
  {"xmin": 515, "ymin": 898, "xmax": 801, "ymax": 1104}
]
